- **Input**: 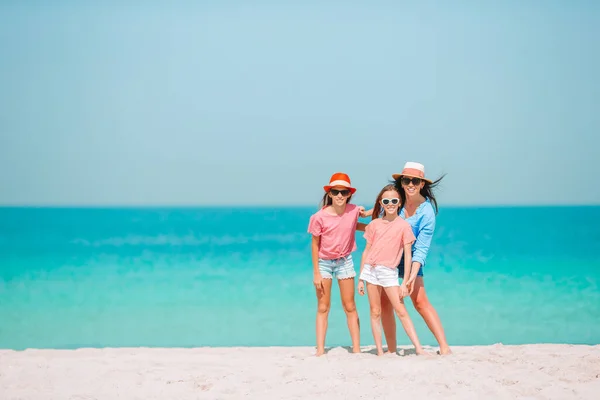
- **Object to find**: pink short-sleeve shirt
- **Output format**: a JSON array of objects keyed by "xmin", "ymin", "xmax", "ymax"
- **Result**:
[
  {"xmin": 308, "ymin": 204, "xmax": 360, "ymax": 260},
  {"xmin": 364, "ymin": 217, "xmax": 416, "ymax": 268}
]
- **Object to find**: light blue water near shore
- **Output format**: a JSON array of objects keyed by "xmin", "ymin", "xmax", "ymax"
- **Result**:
[{"xmin": 1, "ymin": 206, "xmax": 599, "ymax": 350}]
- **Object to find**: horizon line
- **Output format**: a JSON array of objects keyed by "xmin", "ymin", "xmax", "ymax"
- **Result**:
[{"xmin": 0, "ymin": 203, "xmax": 599, "ymax": 209}]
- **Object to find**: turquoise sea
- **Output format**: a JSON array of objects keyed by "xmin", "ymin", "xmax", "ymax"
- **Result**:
[{"xmin": 0, "ymin": 206, "xmax": 599, "ymax": 350}]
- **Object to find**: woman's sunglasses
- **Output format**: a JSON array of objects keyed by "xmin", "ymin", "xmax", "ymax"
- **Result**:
[
  {"xmin": 401, "ymin": 177, "xmax": 422, "ymax": 186},
  {"xmin": 381, "ymin": 198, "xmax": 400, "ymax": 205},
  {"xmin": 330, "ymin": 189, "xmax": 351, "ymax": 196}
]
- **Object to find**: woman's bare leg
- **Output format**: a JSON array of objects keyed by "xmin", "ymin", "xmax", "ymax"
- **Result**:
[
  {"xmin": 366, "ymin": 283, "xmax": 384, "ymax": 356},
  {"xmin": 338, "ymin": 277, "xmax": 361, "ymax": 353},
  {"xmin": 410, "ymin": 277, "xmax": 451, "ymax": 355},
  {"xmin": 315, "ymin": 278, "xmax": 333, "ymax": 356},
  {"xmin": 380, "ymin": 292, "xmax": 397, "ymax": 353},
  {"xmin": 383, "ymin": 286, "xmax": 425, "ymax": 354}
]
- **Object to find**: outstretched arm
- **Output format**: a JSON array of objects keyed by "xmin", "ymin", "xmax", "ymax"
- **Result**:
[{"xmin": 360, "ymin": 208, "xmax": 373, "ymax": 218}]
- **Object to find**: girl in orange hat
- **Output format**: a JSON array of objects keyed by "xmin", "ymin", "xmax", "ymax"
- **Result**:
[{"xmin": 307, "ymin": 172, "xmax": 366, "ymax": 356}]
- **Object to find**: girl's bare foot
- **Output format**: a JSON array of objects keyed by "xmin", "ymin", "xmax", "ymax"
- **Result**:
[
  {"xmin": 438, "ymin": 347, "xmax": 452, "ymax": 355},
  {"xmin": 377, "ymin": 350, "xmax": 385, "ymax": 356},
  {"xmin": 415, "ymin": 348, "xmax": 432, "ymax": 356},
  {"xmin": 352, "ymin": 347, "xmax": 361, "ymax": 354},
  {"xmin": 316, "ymin": 349, "xmax": 325, "ymax": 357}
]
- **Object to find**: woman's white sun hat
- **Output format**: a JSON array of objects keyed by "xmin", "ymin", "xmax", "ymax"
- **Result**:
[{"xmin": 392, "ymin": 162, "xmax": 433, "ymax": 184}]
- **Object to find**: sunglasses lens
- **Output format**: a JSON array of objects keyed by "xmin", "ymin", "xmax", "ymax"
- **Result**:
[
  {"xmin": 402, "ymin": 177, "xmax": 421, "ymax": 185},
  {"xmin": 391, "ymin": 199, "xmax": 399, "ymax": 205},
  {"xmin": 382, "ymin": 199, "xmax": 389, "ymax": 205},
  {"xmin": 331, "ymin": 189, "xmax": 349, "ymax": 196}
]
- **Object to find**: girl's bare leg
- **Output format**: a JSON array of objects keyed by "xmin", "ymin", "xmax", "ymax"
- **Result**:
[
  {"xmin": 383, "ymin": 286, "xmax": 425, "ymax": 354},
  {"xmin": 410, "ymin": 277, "xmax": 451, "ymax": 355},
  {"xmin": 380, "ymin": 293, "xmax": 397, "ymax": 353},
  {"xmin": 315, "ymin": 278, "xmax": 333, "ymax": 356},
  {"xmin": 338, "ymin": 277, "xmax": 361, "ymax": 353},
  {"xmin": 366, "ymin": 283, "xmax": 384, "ymax": 356}
]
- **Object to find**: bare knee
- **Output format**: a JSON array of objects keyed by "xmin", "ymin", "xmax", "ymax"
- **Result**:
[
  {"xmin": 370, "ymin": 307, "xmax": 381, "ymax": 320},
  {"xmin": 413, "ymin": 297, "xmax": 431, "ymax": 315},
  {"xmin": 318, "ymin": 303, "xmax": 330, "ymax": 315},
  {"xmin": 342, "ymin": 301, "xmax": 357, "ymax": 314},
  {"xmin": 395, "ymin": 307, "xmax": 409, "ymax": 319}
]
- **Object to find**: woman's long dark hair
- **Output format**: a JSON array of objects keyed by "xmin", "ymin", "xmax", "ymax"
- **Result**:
[
  {"xmin": 393, "ymin": 174, "xmax": 446, "ymax": 214},
  {"xmin": 371, "ymin": 184, "xmax": 401, "ymax": 221},
  {"xmin": 319, "ymin": 191, "xmax": 353, "ymax": 209}
]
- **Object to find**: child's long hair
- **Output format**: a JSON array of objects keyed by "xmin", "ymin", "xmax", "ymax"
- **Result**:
[
  {"xmin": 371, "ymin": 184, "xmax": 401, "ymax": 221},
  {"xmin": 319, "ymin": 191, "xmax": 353, "ymax": 209}
]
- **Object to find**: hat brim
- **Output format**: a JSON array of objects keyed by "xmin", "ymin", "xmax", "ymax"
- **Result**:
[
  {"xmin": 324, "ymin": 185, "xmax": 356, "ymax": 194},
  {"xmin": 391, "ymin": 173, "xmax": 432, "ymax": 184}
]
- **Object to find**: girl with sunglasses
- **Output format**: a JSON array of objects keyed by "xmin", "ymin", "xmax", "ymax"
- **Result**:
[
  {"xmin": 357, "ymin": 184, "xmax": 426, "ymax": 356},
  {"xmin": 307, "ymin": 172, "xmax": 366, "ymax": 356},
  {"xmin": 361, "ymin": 162, "xmax": 451, "ymax": 355}
]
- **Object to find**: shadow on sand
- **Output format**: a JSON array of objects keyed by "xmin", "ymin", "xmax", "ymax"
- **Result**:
[{"xmin": 325, "ymin": 346, "xmax": 422, "ymax": 357}]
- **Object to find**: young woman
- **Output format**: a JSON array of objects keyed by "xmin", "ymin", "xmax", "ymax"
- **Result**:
[
  {"xmin": 308, "ymin": 172, "xmax": 366, "ymax": 356},
  {"xmin": 361, "ymin": 162, "xmax": 451, "ymax": 355}
]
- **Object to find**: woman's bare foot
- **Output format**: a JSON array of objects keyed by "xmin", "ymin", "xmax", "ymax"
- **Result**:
[
  {"xmin": 315, "ymin": 349, "xmax": 326, "ymax": 357},
  {"xmin": 376, "ymin": 350, "xmax": 385, "ymax": 356},
  {"xmin": 352, "ymin": 347, "xmax": 361, "ymax": 354},
  {"xmin": 438, "ymin": 347, "xmax": 452, "ymax": 355}
]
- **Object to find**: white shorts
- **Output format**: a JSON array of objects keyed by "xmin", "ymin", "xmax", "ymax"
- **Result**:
[{"xmin": 359, "ymin": 264, "xmax": 399, "ymax": 287}]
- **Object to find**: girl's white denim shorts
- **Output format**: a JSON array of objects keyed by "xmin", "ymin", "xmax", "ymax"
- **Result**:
[
  {"xmin": 359, "ymin": 264, "xmax": 399, "ymax": 287},
  {"xmin": 318, "ymin": 255, "xmax": 356, "ymax": 280}
]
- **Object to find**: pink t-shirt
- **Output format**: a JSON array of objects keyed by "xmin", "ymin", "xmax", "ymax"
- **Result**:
[
  {"xmin": 308, "ymin": 204, "xmax": 360, "ymax": 260},
  {"xmin": 364, "ymin": 217, "xmax": 416, "ymax": 268}
]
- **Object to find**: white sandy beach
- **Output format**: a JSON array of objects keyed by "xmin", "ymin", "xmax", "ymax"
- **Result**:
[{"xmin": 1, "ymin": 344, "xmax": 599, "ymax": 400}]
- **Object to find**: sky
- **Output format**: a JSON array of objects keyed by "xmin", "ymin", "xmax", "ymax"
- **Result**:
[{"xmin": 1, "ymin": 1, "xmax": 599, "ymax": 206}]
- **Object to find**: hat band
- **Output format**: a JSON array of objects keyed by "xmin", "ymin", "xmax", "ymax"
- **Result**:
[
  {"xmin": 401, "ymin": 168, "xmax": 425, "ymax": 179},
  {"xmin": 328, "ymin": 179, "xmax": 351, "ymax": 188}
]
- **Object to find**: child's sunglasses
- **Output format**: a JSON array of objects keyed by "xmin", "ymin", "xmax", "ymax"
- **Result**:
[
  {"xmin": 400, "ymin": 177, "xmax": 422, "ymax": 186},
  {"xmin": 381, "ymin": 198, "xmax": 400, "ymax": 205},
  {"xmin": 330, "ymin": 189, "xmax": 351, "ymax": 196}
]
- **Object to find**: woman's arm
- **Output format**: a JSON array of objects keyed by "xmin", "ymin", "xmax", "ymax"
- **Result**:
[
  {"xmin": 403, "ymin": 241, "xmax": 413, "ymax": 282},
  {"xmin": 412, "ymin": 212, "xmax": 436, "ymax": 267},
  {"xmin": 400, "ymin": 241, "xmax": 414, "ymax": 297}
]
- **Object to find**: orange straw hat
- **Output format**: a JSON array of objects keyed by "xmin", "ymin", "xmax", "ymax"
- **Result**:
[
  {"xmin": 392, "ymin": 162, "xmax": 433, "ymax": 184},
  {"xmin": 323, "ymin": 172, "xmax": 357, "ymax": 194}
]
